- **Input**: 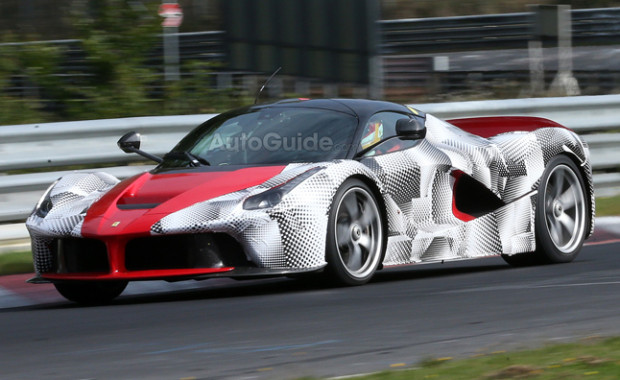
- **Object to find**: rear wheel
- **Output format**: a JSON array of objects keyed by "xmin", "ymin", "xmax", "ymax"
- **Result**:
[
  {"xmin": 503, "ymin": 155, "xmax": 588, "ymax": 266},
  {"xmin": 325, "ymin": 179, "xmax": 384, "ymax": 285},
  {"xmin": 54, "ymin": 281, "xmax": 128, "ymax": 304}
]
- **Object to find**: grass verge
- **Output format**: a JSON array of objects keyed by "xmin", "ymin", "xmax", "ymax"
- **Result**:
[
  {"xmin": 339, "ymin": 336, "xmax": 620, "ymax": 379},
  {"xmin": 0, "ymin": 251, "xmax": 33, "ymax": 276},
  {"xmin": 595, "ymin": 194, "xmax": 620, "ymax": 217}
]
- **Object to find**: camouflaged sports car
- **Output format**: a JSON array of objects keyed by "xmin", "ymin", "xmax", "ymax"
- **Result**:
[{"xmin": 26, "ymin": 99, "xmax": 594, "ymax": 303}]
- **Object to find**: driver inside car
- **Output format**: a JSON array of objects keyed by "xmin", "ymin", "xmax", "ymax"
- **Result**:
[
  {"xmin": 361, "ymin": 120, "xmax": 384, "ymax": 156},
  {"xmin": 361, "ymin": 119, "xmax": 406, "ymax": 156}
]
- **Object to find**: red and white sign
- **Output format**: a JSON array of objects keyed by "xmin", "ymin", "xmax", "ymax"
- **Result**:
[{"xmin": 158, "ymin": 2, "xmax": 183, "ymax": 28}]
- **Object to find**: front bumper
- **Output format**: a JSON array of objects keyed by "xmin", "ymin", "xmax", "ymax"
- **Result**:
[
  {"xmin": 28, "ymin": 266, "xmax": 325, "ymax": 283},
  {"xmin": 29, "ymin": 232, "xmax": 326, "ymax": 282}
]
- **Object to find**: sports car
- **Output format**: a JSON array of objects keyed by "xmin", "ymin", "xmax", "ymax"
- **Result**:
[{"xmin": 26, "ymin": 98, "xmax": 594, "ymax": 303}]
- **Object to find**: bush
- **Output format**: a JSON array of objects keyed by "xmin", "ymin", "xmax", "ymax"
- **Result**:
[{"xmin": 0, "ymin": 0, "xmax": 249, "ymax": 125}]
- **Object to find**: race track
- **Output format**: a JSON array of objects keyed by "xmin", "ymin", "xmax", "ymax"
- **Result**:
[{"xmin": 1, "ymin": 239, "xmax": 620, "ymax": 379}]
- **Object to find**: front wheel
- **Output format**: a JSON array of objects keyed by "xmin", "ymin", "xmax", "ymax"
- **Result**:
[
  {"xmin": 503, "ymin": 155, "xmax": 588, "ymax": 266},
  {"xmin": 54, "ymin": 281, "xmax": 128, "ymax": 304},
  {"xmin": 325, "ymin": 179, "xmax": 384, "ymax": 285}
]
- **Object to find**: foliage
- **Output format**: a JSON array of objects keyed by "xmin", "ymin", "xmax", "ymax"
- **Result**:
[
  {"xmin": 0, "ymin": 0, "xmax": 248, "ymax": 125},
  {"xmin": 63, "ymin": 0, "xmax": 162, "ymax": 119},
  {"xmin": 162, "ymin": 61, "xmax": 252, "ymax": 115},
  {"xmin": 0, "ymin": 37, "xmax": 63, "ymax": 124}
]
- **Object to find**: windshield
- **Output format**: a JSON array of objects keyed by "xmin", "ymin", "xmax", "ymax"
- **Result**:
[{"xmin": 160, "ymin": 106, "xmax": 358, "ymax": 167}]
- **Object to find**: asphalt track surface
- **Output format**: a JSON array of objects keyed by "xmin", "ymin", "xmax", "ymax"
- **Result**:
[{"xmin": 1, "ymin": 233, "xmax": 619, "ymax": 379}]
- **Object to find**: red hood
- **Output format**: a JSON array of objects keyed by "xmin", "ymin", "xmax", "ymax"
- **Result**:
[{"xmin": 82, "ymin": 165, "xmax": 286, "ymax": 237}]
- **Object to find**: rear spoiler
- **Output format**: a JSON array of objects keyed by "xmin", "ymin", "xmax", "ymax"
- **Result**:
[{"xmin": 447, "ymin": 116, "xmax": 569, "ymax": 138}]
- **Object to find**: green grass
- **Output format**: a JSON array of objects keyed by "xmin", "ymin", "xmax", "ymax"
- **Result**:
[
  {"xmin": 332, "ymin": 336, "xmax": 620, "ymax": 379},
  {"xmin": 0, "ymin": 251, "xmax": 33, "ymax": 276},
  {"xmin": 596, "ymin": 194, "xmax": 620, "ymax": 217}
]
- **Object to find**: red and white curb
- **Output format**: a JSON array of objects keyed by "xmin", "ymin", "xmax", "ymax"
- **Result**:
[
  {"xmin": 0, "ymin": 274, "xmax": 61, "ymax": 308},
  {"xmin": 0, "ymin": 274, "xmax": 241, "ymax": 309},
  {"xmin": 586, "ymin": 216, "xmax": 620, "ymax": 246}
]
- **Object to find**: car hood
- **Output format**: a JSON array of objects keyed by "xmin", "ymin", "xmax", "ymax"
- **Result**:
[{"xmin": 81, "ymin": 165, "xmax": 286, "ymax": 237}]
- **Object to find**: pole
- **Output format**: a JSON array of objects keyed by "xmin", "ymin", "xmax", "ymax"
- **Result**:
[
  {"xmin": 162, "ymin": 1, "xmax": 180, "ymax": 81},
  {"xmin": 528, "ymin": 39, "xmax": 544, "ymax": 96},
  {"xmin": 531, "ymin": 5, "xmax": 579, "ymax": 96},
  {"xmin": 550, "ymin": 5, "xmax": 579, "ymax": 95}
]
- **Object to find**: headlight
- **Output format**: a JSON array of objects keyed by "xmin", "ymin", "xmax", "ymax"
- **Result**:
[
  {"xmin": 243, "ymin": 188, "xmax": 284, "ymax": 210},
  {"xmin": 243, "ymin": 167, "xmax": 323, "ymax": 210},
  {"xmin": 33, "ymin": 179, "xmax": 59, "ymax": 218}
]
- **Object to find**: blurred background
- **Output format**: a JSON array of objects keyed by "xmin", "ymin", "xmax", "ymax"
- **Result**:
[{"xmin": 0, "ymin": 0, "xmax": 619, "ymax": 125}]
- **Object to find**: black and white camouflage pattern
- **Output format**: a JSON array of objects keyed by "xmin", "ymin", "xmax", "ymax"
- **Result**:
[
  {"xmin": 26, "ymin": 114, "xmax": 594, "ymax": 274},
  {"xmin": 26, "ymin": 172, "xmax": 119, "ymax": 274}
]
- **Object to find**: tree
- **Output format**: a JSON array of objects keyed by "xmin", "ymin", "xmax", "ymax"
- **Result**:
[{"xmin": 66, "ymin": 0, "xmax": 161, "ymax": 119}]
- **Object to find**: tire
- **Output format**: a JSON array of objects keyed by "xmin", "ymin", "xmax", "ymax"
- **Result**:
[
  {"xmin": 54, "ymin": 281, "xmax": 128, "ymax": 304},
  {"xmin": 502, "ymin": 155, "xmax": 588, "ymax": 266},
  {"xmin": 325, "ymin": 179, "xmax": 384, "ymax": 285}
]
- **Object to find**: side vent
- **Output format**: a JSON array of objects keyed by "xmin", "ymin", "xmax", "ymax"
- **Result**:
[
  {"xmin": 117, "ymin": 203, "xmax": 161, "ymax": 210},
  {"xmin": 451, "ymin": 171, "xmax": 504, "ymax": 220}
]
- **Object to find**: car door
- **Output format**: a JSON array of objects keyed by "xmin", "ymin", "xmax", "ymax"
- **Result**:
[{"xmin": 358, "ymin": 111, "xmax": 459, "ymax": 264}]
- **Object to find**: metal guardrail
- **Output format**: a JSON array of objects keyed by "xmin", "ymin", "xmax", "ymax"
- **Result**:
[
  {"xmin": 380, "ymin": 12, "xmax": 532, "ymax": 55},
  {"xmin": 0, "ymin": 114, "xmax": 216, "ymax": 172},
  {"xmin": 413, "ymin": 95, "xmax": 620, "ymax": 131},
  {"xmin": 1, "ymin": 95, "xmax": 619, "ymax": 228},
  {"xmin": 380, "ymin": 7, "xmax": 620, "ymax": 55},
  {"xmin": 572, "ymin": 8, "xmax": 620, "ymax": 46},
  {"xmin": 0, "ymin": 113, "xmax": 215, "ymax": 224}
]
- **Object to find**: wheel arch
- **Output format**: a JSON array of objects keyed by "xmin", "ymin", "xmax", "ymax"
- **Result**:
[
  {"xmin": 506, "ymin": 152, "xmax": 589, "ymax": 266},
  {"xmin": 530, "ymin": 127, "xmax": 595, "ymax": 239},
  {"xmin": 555, "ymin": 151, "xmax": 595, "ymax": 238}
]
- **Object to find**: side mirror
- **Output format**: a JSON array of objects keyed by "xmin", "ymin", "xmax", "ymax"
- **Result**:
[
  {"xmin": 117, "ymin": 131, "xmax": 163, "ymax": 163},
  {"xmin": 118, "ymin": 131, "xmax": 141, "ymax": 153},
  {"xmin": 396, "ymin": 118, "xmax": 426, "ymax": 140}
]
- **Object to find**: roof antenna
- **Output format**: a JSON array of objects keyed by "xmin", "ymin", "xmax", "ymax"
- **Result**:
[{"xmin": 254, "ymin": 67, "xmax": 282, "ymax": 104}]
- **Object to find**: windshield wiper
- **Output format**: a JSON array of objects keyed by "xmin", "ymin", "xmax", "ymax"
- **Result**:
[{"xmin": 164, "ymin": 151, "xmax": 211, "ymax": 167}]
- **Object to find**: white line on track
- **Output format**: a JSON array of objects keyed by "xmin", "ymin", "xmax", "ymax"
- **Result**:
[
  {"xmin": 445, "ymin": 280, "xmax": 620, "ymax": 294},
  {"xmin": 534, "ymin": 281, "xmax": 620, "ymax": 288}
]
